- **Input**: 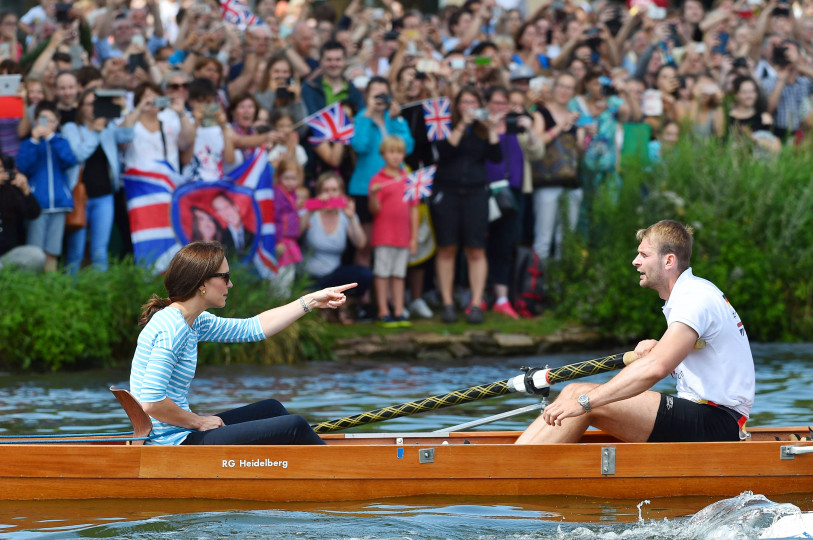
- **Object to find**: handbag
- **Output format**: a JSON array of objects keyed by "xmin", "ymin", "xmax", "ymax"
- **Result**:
[
  {"xmin": 65, "ymin": 174, "xmax": 87, "ymax": 231},
  {"xmin": 531, "ymin": 132, "xmax": 580, "ymax": 189},
  {"xmin": 488, "ymin": 140, "xmax": 519, "ymax": 221},
  {"xmin": 489, "ymin": 179, "xmax": 517, "ymax": 216}
]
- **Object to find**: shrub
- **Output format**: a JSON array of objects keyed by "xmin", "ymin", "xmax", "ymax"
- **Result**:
[
  {"xmin": 0, "ymin": 260, "xmax": 334, "ymax": 371},
  {"xmin": 548, "ymin": 138, "xmax": 813, "ymax": 342}
]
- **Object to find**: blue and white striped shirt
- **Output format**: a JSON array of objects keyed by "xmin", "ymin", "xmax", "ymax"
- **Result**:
[{"xmin": 130, "ymin": 307, "xmax": 265, "ymax": 445}]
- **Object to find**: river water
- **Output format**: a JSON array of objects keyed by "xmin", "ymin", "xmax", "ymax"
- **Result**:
[{"xmin": 0, "ymin": 342, "xmax": 811, "ymax": 538}]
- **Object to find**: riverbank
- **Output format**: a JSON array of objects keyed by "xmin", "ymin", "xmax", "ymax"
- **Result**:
[{"xmin": 320, "ymin": 312, "xmax": 623, "ymax": 361}]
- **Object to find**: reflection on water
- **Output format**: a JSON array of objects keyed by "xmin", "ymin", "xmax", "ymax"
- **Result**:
[{"xmin": 0, "ymin": 344, "xmax": 811, "ymax": 537}]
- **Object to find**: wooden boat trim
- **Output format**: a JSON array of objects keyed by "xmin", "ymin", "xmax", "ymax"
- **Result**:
[{"xmin": 0, "ymin": 427, "xmax": 810, "ymax": 501}]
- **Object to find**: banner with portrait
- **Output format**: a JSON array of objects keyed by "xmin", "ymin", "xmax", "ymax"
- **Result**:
[{"xmin": 122, "ymin": 150, "xmax": 277, "ymax": 277}]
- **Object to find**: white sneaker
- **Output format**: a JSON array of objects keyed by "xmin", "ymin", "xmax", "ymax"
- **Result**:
[{"xmin": 409, "ymin": 298, "xmax": 434, "ymax": 318}]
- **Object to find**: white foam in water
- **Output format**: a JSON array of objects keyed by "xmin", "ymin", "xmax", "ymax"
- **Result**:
[{"xmin": 557, "ymin": 492, "xmax": 807, "ymax": 540}]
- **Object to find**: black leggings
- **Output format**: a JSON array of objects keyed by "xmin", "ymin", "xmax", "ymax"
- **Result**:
[{"xmin": 181, "ymin": 399, "xmax": 325, "ymax": 445}]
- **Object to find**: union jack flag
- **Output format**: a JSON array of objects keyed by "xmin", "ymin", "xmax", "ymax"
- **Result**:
[
  {"xmin": 225, "ymin": 149, "xmax": 277, "ymax": 278},
  {"xmin": 422, "ymin": 98, "xmax": 451, "ymax": 141},
  {"xmin": 403, "ymin": 165, "xmax": 436, "ymax": 202},
  {"xmin": 219, "ymin": 0, "xmax": 261, "ymax": 28},
  {"xmin": 122, "ymin": 161, "xmax": 185, "ymax": 273},
  {"xmin": 306, "ymin": 102, "xmax": 355, "ymax": 144}
]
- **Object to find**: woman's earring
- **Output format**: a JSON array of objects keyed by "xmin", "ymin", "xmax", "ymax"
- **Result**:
[{"xmin": 201, "ymin": 289, "xmax": 206, "ymax": 296}]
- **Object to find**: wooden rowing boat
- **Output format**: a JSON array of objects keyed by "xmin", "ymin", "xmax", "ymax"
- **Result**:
[{"xmin": 2, "ymin": 426, "xmax": 811, "ymax": 502}]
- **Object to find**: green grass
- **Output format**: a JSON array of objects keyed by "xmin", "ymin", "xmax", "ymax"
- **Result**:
[{"xmin": 319, "ymin": 310, "xmax": 567, "ymax": 341}]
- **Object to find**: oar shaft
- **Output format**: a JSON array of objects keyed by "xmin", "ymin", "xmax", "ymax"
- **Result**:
[
  {"xmin": 312, "ymin": 380, "xmax": 512, "ymax": 433},
  {"xmin": 313, "ymin": 350, "xmax": 640, "ymax": 434}
]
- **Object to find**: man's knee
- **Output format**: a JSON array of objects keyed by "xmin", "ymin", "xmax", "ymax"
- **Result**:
[{"xmin": 556, "ymin": 382, "xmax": 597, "ymax": 400}]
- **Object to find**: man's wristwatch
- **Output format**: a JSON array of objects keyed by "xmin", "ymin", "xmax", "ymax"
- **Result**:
[{"xmin": 577, "ymin": 394, "xmax": 592, "ymax": 412}]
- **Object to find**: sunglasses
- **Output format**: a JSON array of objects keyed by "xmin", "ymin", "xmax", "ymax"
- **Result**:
[
  {"xmin": 209, "ymin": 272, "xmax": 231, "ymax": 283},
  {"xmin": 167, "ymin": 83, "xmax": 189, "ymax": 90}
]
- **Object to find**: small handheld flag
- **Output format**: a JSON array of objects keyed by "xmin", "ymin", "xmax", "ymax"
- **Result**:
[
  {"xmin": 422, "ymin": 98, "xmax": 451, "ymax": 141},
  {"xmin": 403, "ymin": 165, "xmax": 436, "ymax": 202}
]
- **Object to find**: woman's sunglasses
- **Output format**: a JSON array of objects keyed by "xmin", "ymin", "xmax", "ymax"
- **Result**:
[{"xmin": 209, "ymin": 272, "xmax": 231, "ymax": 283}]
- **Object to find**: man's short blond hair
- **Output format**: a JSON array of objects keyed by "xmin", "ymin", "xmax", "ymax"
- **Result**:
[{"xmin": 636, "ymin": 220, "xmax": 694, "ymax": 272}]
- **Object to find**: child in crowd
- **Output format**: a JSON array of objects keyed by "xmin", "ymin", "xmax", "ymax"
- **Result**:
[
  {"xmin": 273, "ymin": 157, "xmax": 304, "ymax": 296},
  {"xmin": 183, "ymin": 77, "xmax": 238, "ymax": 181},
  {"xmin": 266, "ymin": 109, "xmax": 308, "ymax": 169},
  {"xmin": 16, "ymin": 101, "xmax": 77, "ymax": 271},
  {"xmin": 368, "ymin": 135, "xmax": 418, "ymax": 328}
]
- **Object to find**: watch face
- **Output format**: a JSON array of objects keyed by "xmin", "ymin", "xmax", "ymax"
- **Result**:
[{"xmin": 578, "ymin": 394, "xmax": 590, "ymax": 410}]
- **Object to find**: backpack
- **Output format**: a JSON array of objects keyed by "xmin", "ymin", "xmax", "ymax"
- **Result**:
[{"xmin": 511, "ymin": 246, "xmax": 546, "ymax": 318}]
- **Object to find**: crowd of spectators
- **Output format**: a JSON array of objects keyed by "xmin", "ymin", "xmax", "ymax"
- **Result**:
[{"xmin": 0, "ymin": 0, "xmax": 805, "ymax": 324}]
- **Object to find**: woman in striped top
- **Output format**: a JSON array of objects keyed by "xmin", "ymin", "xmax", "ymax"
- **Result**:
[{"xmin": 130, "ymin": 241, "xmax": 355, "ymax": 445}]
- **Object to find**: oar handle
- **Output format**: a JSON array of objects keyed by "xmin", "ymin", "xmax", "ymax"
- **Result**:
[{"xmin": 511, "ymin": 339, "xmax": 706, "ymax": 394}]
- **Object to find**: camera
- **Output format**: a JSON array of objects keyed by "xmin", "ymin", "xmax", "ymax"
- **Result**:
[
  {"xmin": 415, "ymin": 71, "xmax": 427, "ymax": 80},
  {"xmin": 505, "ymin": 112, "xmax": 528, "ymax": 134},
  {"xmin": 599, "ymin": 75, "xmax": 617, "ymax": 96},
  {"xmin": 153, "ymin": 96, "xmax": 172, "ymax": 109},
  {"xmin": 585, "ymin": 28, "xmax": 602, "ymax": 50},
  {"xmin": 374, "ymin": 93, "xmax": 393, "ymax": 107},
  {"xmin": 472, "ymin": 108, "xmax": 490, "ymax": 121},
  {"xmin": 55, "ymin": 3, "xmax": 73, "ymax": 24},
  {"xmin": 773, "ymin": 45, "xmax": 790, "ymax": 67},
  {"xmin": 733, "ymin": 56, "xmax": 749, "ymax": 69},
  {"xmin": 773, "ymin": 2, "xmax": 791, "ymax": 17},
  {"xmin": 1, "ymin": 154, "xmax": 15, "ymax": 174}
]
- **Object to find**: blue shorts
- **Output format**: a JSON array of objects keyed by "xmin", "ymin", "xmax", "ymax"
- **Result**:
[{"xmin": 648, "ymin": 393, "xmax": 742, "ymax": 442}]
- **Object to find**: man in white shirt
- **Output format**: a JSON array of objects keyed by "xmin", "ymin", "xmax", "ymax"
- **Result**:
[{"xmin": 516, "ymin": 220, "xmax": 755, "ymax": 444}]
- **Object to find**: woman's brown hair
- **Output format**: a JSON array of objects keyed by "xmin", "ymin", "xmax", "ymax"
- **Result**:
[
  {"xmin": 74, "ymin": 88, "xmax": 96, "ymax": 126},
  {"xmin": 138, "ymin": 242, "xmax": 225, "ymax": 328},
  {"xmin": 451, "ymin": 85, "xmax": 488, "ymax": 139}
]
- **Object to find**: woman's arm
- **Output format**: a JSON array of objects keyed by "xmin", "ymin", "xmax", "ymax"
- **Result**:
[
  {"xmin": 314, "ymin": 141, "xmax": 345, "ymax": 168},
  {"xmin": 142, "ymin": 397, "xmax": 225, "ymax": 431},
  {"xmin": 256, "ymin": 283, "xmax": 357, "ymax": 337},
  {"xmin": 221, "ymin": 118, "xmax": 236, "ymax": 165}
]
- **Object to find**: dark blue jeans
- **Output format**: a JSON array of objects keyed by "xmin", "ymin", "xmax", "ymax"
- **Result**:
[{"xmin": 181, "ymin": 399, "xmax": 325, "ymax": 445}]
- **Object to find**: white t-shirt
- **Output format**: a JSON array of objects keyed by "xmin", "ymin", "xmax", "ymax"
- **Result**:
[
  {"xmin": 122, "ymin": 111, "xmax": 181, "ymax": 172},
  {"xmin": 267, "ymin": 143, "xmax": 308, "ymax": 167},
  {"xmin": 182, "ymin": 124, "xmax": 244, "ymax": 181},
  {"xmin": 662, "ymin": 268, "xmax": 755, "ymax": 417}
]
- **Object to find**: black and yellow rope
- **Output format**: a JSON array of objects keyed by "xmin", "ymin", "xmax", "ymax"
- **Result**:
[{"xmin": 312, "ymin": 351, "xmax": 633, "ymax": 433}]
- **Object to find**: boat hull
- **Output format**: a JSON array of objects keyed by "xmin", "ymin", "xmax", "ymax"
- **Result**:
[{"xmin": 2, "ymin": 428, "xmax": 811, "ymax": 502}]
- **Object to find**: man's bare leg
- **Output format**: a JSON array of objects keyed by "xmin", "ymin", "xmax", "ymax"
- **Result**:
[{"xmin": 515, "ymin": 382, "xmax": 662, "ymax": 444}]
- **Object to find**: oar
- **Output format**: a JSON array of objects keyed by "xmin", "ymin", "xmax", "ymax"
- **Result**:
[{"xmin": 312, "ymin": 340, "xmax": 706, "ymax": 434}]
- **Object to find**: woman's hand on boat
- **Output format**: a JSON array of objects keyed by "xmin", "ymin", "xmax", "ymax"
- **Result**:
[
  {"xmin": 307, "ymin": 283, "xmax": 358, "ymax": 310},
  {"xmin": 195, "ymin": 414, "xmax": 225, "ymax": 432}
]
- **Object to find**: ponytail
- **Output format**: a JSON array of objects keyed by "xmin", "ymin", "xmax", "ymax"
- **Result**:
[{"xmin": 138, "ymin": 294, "xmax": 172, "ymax": 329}]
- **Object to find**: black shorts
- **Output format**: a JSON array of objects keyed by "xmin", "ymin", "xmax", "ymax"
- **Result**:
[
  {"xmin": 429, "ymin": 186, "xmax": 489, "ymax": 249},
  {"xmin": 647, "ymin": 394, "xmax": 742, "ymax": 442},
  {"xmin": 353, "ymin": 195, "xmax": 373, "ymax": 224}
]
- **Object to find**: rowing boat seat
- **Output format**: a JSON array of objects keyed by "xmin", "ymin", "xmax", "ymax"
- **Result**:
[{"xmin": 109, "ymin": 386, "xmax": 153, "ymax": 445}]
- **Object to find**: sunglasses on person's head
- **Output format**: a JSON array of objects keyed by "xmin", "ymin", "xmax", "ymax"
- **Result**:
[
  {"xmin": 167, "ymin": 83, "xmax": 189, "ymax": 90},
  {"xmin": 209, "ymin": 272, "xmax": 231, "ymax": 283}
]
